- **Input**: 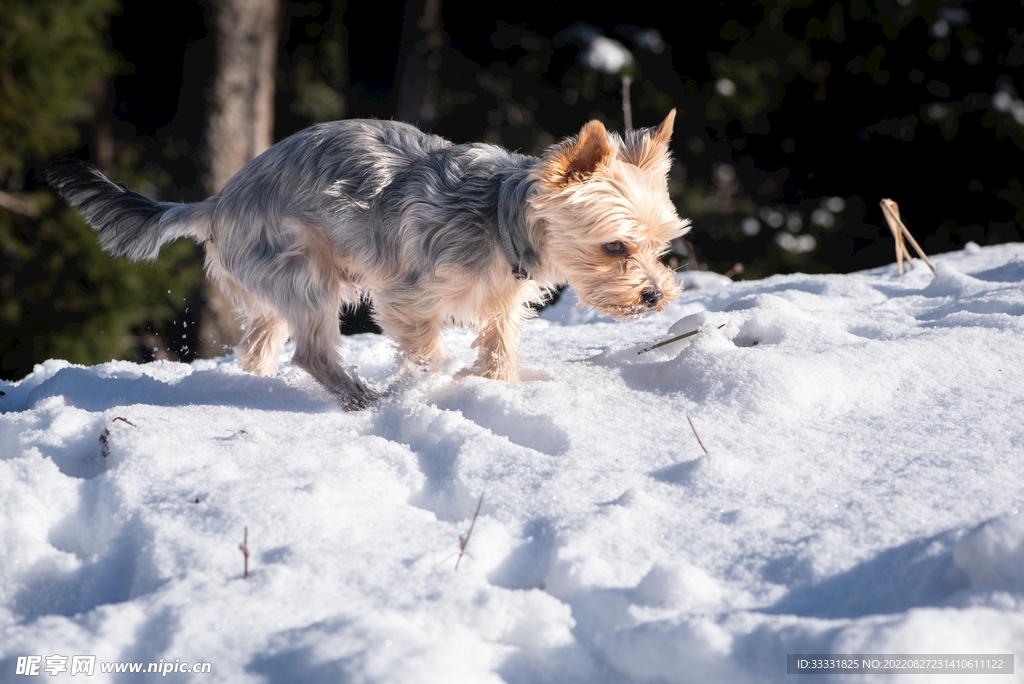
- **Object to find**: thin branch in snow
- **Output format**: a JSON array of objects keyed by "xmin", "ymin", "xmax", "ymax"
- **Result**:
[
  {"xmin": 639, "ymin": 328, "xmax": 701, "ymax": 354},
  {"xmin": 638, "ymin": 324, "xmax": 726, "ymax": 355},
  {"xmin": 687, "ymin": 415, "xmax": 709, "ymax": 455},
  {"xmin": 99, "ymin": 416, "xmax": 137, "ymax": 458},
  {"xmin": 455, "ymin": 492, "xmax": 484, "ymax": 571},
  {"xmin": 239, "ymin": 527, "xmax": 250, "ymax": 579},
  {"xmin": 880, "ymin": 199, "xmax": 938, "ymax": 279}
]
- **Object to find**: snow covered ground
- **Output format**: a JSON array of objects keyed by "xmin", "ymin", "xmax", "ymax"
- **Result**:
[{"xmin": 2, "ymin": 242, "xmax": 1023, "ymax": 683}]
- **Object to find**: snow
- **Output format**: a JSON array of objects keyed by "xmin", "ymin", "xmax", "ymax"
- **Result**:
[
  {"xmin": 580, "ymin": 36, "xmax": 634, "ymax": 75},
  {"xmin": 2, "ymin": 242, "xmax": 1023, "ymax": 683}
]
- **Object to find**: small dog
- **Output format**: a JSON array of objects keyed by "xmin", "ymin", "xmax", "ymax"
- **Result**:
[{"xmin": 48, "ymin": 111, "xmax": 690, "ymax": 408}]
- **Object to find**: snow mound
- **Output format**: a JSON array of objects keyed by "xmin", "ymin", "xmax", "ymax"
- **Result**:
[
  {"xmin": 2, "ymin": 243, "xmax": 1024, "ymax": 682},
  {"xmin": 954, "ymin": 511, "xmax": 1024, "ymax": 592}
]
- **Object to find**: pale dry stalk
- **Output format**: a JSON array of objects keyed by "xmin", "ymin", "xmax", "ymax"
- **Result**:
[{"xmin": 879, "ymin": 199, "xmax": 938, "ymax": 279}]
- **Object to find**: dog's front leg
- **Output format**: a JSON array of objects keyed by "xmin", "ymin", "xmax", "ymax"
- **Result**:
[
  {"xmin": 374, "ymin": 300, "xmax": 451, "ymax": 372},
  {"xmin": 472, "ymin": 309, "xmax": 524, "ymax": 382}
]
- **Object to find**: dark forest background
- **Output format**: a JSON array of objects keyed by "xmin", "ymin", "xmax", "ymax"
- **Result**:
[{"xmin": 2, "ymin": 0, "xmax": 1023, "ymax": 380}]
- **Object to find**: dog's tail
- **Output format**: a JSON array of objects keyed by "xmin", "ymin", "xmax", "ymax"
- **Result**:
[{"xmin": 47, "ymin": 159, "xmax": 216, "ymax": 262}]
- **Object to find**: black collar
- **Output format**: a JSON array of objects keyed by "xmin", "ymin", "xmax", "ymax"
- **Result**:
[
  {"xmin": 498, "ymin": 211, "xmax": 530, "ymax": 280},
  {"xmin": 496, "ymin": 174, "xmax": 534, "ymax": 280}
]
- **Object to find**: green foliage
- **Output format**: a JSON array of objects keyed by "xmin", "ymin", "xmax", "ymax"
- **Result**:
[
  {"xmin": 5, "ymin": 1, "xmax": 1022, "ymax": 378},
  {"xmin": 677, "ymin": 1, "xmax": 1024, "ymax": 277},
  {"xmin": 708, "ymin": 57, "xmax": 782, "ymax": 124},
  {"xmin": 0, "ymin": 0, "xmax": 119, "ymax": 179},
  {"xmin": 1, "ymin": 201, "xmax": 200, "ymax": 378},
  {"xmin": 0, "ymin": 0, "xmax": 205, "ymax": 380},
  {"xmin": 279, "ymin": 1, "xmax": 348, "ymax": 126}
]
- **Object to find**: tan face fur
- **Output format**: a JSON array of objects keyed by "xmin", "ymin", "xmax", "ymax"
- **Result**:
[{"xmin": 529, "ymin": 110, "xmax": 691, "ymax": 319}]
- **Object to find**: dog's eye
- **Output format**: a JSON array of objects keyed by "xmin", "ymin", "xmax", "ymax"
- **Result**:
[{"xmin": 603, "ymin": 242, "xmax": 627, "ymax": 256}]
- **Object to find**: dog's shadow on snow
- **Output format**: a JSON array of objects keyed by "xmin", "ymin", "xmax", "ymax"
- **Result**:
[
  {"xmin": 12, "ymin": 512, "xmax": 167, "ymax": 622},
  {"xmin": 245, "ymin": 619, "xmax": 360, "ymax": 684},
  {"xmin": 13, "ymin": 365, "xmax": 335, "ymax": 414},
  {"xmin": 487, "ymin": 517, "xmax": 559, "ymax": 591},
  {"xmin": 761, "ymin": 528, "xmax": 969, "ymax": 619}
]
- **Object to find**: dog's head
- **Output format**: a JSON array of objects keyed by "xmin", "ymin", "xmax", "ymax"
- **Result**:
[{"xmin": 530, "ymin": 110, "xmax": 690, "ymax": 319}]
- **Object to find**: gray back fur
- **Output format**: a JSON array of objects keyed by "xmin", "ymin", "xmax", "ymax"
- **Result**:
[{"xmin": 50, "ymin": 120, "xmax": 543, "ymax": 297}]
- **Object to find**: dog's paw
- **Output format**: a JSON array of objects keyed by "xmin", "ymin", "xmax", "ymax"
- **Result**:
[
  {"xmin": 466, "ymin": 363, "xmax": 519, "ymax": 383},
  {"xmin": 338, "ymin": 383, "xmax": 378, "ymax": 411}
]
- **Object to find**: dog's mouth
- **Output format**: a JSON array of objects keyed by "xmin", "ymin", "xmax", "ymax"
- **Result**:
[
  {"xmin": 574, "ymin": 275, "xmax": 678, "ymax": 320},
  {"xmin": 582, "ymin": 297, "xmax": 667, "ymax": 321}
]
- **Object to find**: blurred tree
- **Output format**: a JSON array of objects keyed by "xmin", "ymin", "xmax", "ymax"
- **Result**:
[
  {"xmin": 684, "ymin": 0, "xmax": 1024, "ymax": 278},
  {"xmin": 0, "ymin": 0, "xmax": 200, "ymax": 380},
  {"xmin": 205, "ymin": 0, "xmax": 280, "ymax": 194},
  {"xmin": 1, "ymin": 202, "xmax": 200, "ymax": 380},
  {"xmin": 277, "ymin": 1, "xmax": 349, "ymax": 128},
  {"xmin": 0, "ymin": 0, "xmax": 117, "ymax": 182},
  {"xmin": 6, "ymin": 0, "xmax": 1023, "ymax": 380},
  {"xmin": 198, "ymin": 0, "xmax": 281, "ymax": 356},
  {"xmin": 395, "ymin": 0, "xmax": 444, "ymax": 127}
]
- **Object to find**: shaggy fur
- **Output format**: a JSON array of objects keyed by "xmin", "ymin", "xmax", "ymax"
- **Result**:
[{"xmin": 47, "ymin": 111, "xmax": 690, "ymax": 408}]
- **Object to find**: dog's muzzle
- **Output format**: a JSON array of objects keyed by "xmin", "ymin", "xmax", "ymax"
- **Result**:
[{"xmin": 641, "ymin": 286, "xmax": 663, "ymax": 309}]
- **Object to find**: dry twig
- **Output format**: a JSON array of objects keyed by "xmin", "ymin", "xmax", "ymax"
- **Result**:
[
  {"xmin": 879, "ymin": 199, "xmax": 938, "ymax": 279},
  {"xmin": 239, "ymin": 527, "xmax": 250, "ymax": 579},
  {"xmin": 724, "ymin": 262, "xmax": 745, "ymax": 279},
  {"xmin": 99, "ymin": 416, "xmax": 136, "ymax": 458},
  {"xmin": 0, "ymin": 190, "xmax": 41, "ymax": 218},
  {"xmin": 687, "ymin": 415, "xmax": 709, "ymax": 455},
  {"xmin": 621, "ymin": 75, "xmax": 633, "ymax": 132},
  {"xmin": 638, "ymin": 324, "xmax": 726, "ymax": 355},
  {"xmin": 676, "ymin": 237, "xmax": 706, "ymax": 271},
  {"xmin": 455, "ymin": 492, "xmax": 485, "ymax": 571}
]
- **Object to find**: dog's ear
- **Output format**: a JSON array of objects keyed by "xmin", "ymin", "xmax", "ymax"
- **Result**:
[
  {"xmin": 550, "ymin": 120, "xmax": 614, "ymax": 185},
  {"xmin": 649, "ymin": 108, "xmax": 676, "ymax": 149},
  {"xmin": 625, "ymin": 108, "xmax": 676, "ymax": 175}
]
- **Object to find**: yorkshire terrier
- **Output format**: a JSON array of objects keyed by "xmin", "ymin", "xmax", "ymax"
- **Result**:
[{"xmin": 48, "ymin": 111, "xmax": 690, "ymax": 409}]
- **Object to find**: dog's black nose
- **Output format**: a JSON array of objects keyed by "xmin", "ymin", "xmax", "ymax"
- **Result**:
[{"xmin": 641, "ymin": 286, "xmax": 662, "ymax": 308}]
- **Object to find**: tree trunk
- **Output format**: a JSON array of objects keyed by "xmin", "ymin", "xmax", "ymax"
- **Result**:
[
  {"xmin": 394, "ymin": 0, "xmax": 443, "ymax": 129},
  {"xmin": 199, "ymin": 0, "xmax": 280, "ymax": 357}
]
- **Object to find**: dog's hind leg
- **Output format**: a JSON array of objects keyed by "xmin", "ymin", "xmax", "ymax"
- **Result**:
[
  {"xmin": 276, "ymin": 230, "xmax": 374, "ymax": 406},
  {"xmin": 213, "ymin": 215, "xmax": 374, "ymax": 408},
  {"xmin": 238, "ymin": 312, "xmax": 289, "ymax": 376},
  {"xmin": 289, "ymin": 302, "xmax": 375, "ymax": 409},
  {"xmin": 206, "ymin": 242, "xmax": 288, "ymax": 376}
]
